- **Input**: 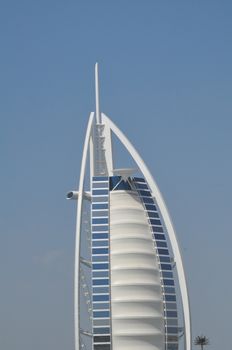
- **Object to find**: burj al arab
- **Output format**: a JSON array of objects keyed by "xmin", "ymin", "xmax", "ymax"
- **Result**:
[{"xmin": 67, "ymin": 64, "xmax": 191, "ymax": 350}]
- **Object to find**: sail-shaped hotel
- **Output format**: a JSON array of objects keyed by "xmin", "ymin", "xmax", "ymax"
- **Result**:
[{"xmin": 67, "ymin": 64, "xmax": 191, "ymax": 350}]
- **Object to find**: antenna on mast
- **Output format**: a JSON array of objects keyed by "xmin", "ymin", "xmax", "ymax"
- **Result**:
[{"xmin": 95, "ymin": 62, "xmax": 101, "ymax": 124}]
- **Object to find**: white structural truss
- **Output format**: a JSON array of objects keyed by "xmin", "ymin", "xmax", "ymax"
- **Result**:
[{"xmin": 68, "ymin": 63, "xmax": 192, "ymax": 350}]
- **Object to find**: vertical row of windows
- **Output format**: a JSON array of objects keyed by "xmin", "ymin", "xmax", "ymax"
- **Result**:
[
  {"xmin": 133, "ymin": 177, "xmax": 178, "ymax": 349},
  {"xmin": 92, "ymin": 177, "xmax": 111, "ymax": 350}
]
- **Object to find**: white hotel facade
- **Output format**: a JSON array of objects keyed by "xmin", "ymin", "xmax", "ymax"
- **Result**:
[{"xmin": 67, "ymin": 64, "xmax": 191, "ymax": 350}]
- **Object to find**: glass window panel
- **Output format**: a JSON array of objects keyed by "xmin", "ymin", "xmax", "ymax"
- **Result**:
[
  {"xmin": 160, "ymin": 256, "xmax": 171, "ymax": 263},
  {"xmin": 167, "ymin": 343, "xmax": 178, "ymax": 350},
  {"xmin": 93, "ymin": 311, "xmax": 110, "ymax": 318},
  {"xmin": 162, "ymin": 272, "xmax": 173, "ymax": 279},
  {"xmin": 93, "ymin": 327, "xmax": 110, "ymax": 334},
  {"xmin": 153, "ymin": 226, "xmax": 164, "ymax": 233},
  {"xmin": 94, "ymin": 345, "xmax": 111, "ymax": 350},
  {"xmin": 166, "ymin": 318, "xmax": 178, "ymax": 326},
  {"xmin": 166, "ymin": 327, "xmax": 178, "ymax": 334},
  {"xmin": 93, "ymin": 287, "xmax": 109, "ymax": 294},
  {"xmin": 156, "ymin": 241, "xmax": 167, "ymax": 248},
  {"xmin": 145, "ymin": 204, "xmax": 157, "ymax": 211},
  {"xmin": 92, "ymin": 279, "xmax": 109, "ymax": 286},
  {"xmin": 150, "ymin": 219, "xmax": 162, "ymax": 226},
  {"xmin": 93, "ymin": 196, "xmax": 108, "ymax": 203},
  {"xmin": 92, "ymin": 218, "xmax": 108, "ymax": 224},
  {"xmin": 92, "ymin": 211, "xmax": 108, "ymax": 217},
  {"xmin": 93, "ymin": 294, "xmax": 109, "ymax": 302},
  {"xmin": 167, "ymin": 335, "xmax": 178, "ymax": 342},
  {"xmin": 93, "ymin": 271, "xmax": 109, "ymax": 278},
  {"xmin": 92, "ymin": 248, "xmax": 109, "ymax": 255},
  {"xmin": 92, "ymin": 203, "xmax": 108, "ymax": 210},
  {"xmin": 158, "ymin": 248, "xmax": 169, "ymax": 255},
  {"xmin": 92, "ymin": 241, "xmax": 109, "ymax": 247},
  {"xmin": 133, "ymin": 177, "xmax": 145, "ymax": 182},
  {"xmin": 165, "ymin": 302, "xmax": 177, "ymax": 310},
  {"xmin": 92, "ymin": 256, "xmax": 108, "ymax": 262},
  {"xmin": 143, "ymin": 197, "xmax": 154, "ymax": 204},
  {"xmin": 92, "ymin": 226, "xmax": 108, "ymax": 232},
  {"xmin": 94, "ymin": 335, "xmax": 110, "ymax": 343},
  {"xmin": 93, "ymin": 263, "xmax": 109, "ymax": 270},
  {"xmin": 161, "ymin": 263, "xmax": 172, "ymax": 271},
  {"xmin": 165, "ymin": 311, "xmax": 177, "ymax": 318},
  {"xmin": 135, "ymin": 183, "xmax": 148, "ymax": 189},
  {"xmin": 148, "ymin": 211, "xmax": 159, "ymax": 218},
  {"xmin": 93, "ymin": 318, "xmax": 110, "ymax": 326},
  {"xmin": 163, "ymin": 279, "xmax": 175, "ymax": 286},
  {"xmin": 93, "ymin": 303, "xmax": 109, "ymax": 310},
  {"xmin": 92, "ymin": 233, "xmax": 109, "ymax": 240},
  {"xmin": 154, "ymin": 234, "xmax": 166, "ymax": 240},
  {"xmin": 139, "ymin": 190, "xmax": 151, "ymax": 197},
  {"xmin": 164, "ymin": 287, "xmax": 175, "ymax": 294}
]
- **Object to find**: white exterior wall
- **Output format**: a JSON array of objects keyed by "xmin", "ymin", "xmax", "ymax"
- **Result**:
[{"xmin": 110, "ymin": 190, "xmax": 165, "ymax": 350}]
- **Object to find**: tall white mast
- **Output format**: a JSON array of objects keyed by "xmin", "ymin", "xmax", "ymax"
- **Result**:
[{"xmin": 95, "ymin": 62, "xmax": 101, "ymax": 124}]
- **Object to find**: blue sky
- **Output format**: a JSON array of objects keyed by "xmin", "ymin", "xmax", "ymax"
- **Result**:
[{"xmin": 1, "ymin": 1, "xmax": 232, "ymax": 350}]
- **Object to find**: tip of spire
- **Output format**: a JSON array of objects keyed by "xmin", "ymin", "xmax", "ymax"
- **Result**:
[{"xmin": 95, "ymin": 62, "xmax": 101, "ymax": 124}]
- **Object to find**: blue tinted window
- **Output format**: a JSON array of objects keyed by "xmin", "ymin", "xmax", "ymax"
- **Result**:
[
  {"xmin": 143, "ymin": 197, "xmax": 154, "ymax": 204},
  {"xmin": 93, "ymin": 263, "xmax": 109, "ymax": 270},
  {"xmin": 92, "ymin": 240, "xmax": 109, "ymax": 247},
  {"xmin": 93, "ymin": 233, "xmax": 109, "ymax": 240},
  {"xmin": 93, "ymin": 327, "xmax": 110, "ymax": 334},
  {"xmin": 93, "ymin": 295, "xmax": 109, "ymax": 302},
  {"xmin": 166, "ymin": 302, "xmax": 177, "ymax": 310},
  {"xmin": 166, "ymin": 318, "xmax": 178, "ymax": 326},
  {"xmin": 93, "ymin": 279, "xmax": 109, "ymax": 286},
  {"xmin": 93, "ymin": 196, "xmax": 108, "ymax": 203},
  {"xmin": 145, "ymin": 204, "xmax": 157, "ymax": 211},
  {"xmin": 153, "ymin": 226, "xmax": 163, "ymax": 233},
  {"xmin": 166, "ymin": 327, "xmax": 178, "ymax": 334},
  {"xmin": 133, "ymin": 177, "xmax": 145, "ymax": 182},
  {"xmin": 134, "ymin": 183, "xmax": 148, "ymax": 189},
  {"xmin": 139, "ymin": 190, "xmax": 151, "ymax": 197},
  {"xmin": 162, "ymin": 271, "xmax": 173, "ymax": 279},
  {"xmin": 150, "ymin": 219, "xmax": 162, "ymax": 226},
  {"xmin": 148, "ymin": 211, "xmax": 159, "ymax": 218},
  {"xmin": 93, "ymin": 303, "xmax": 109, "ymax": 310},
  {"xmin": 93, "ymin": 271, "xmax": 109, "ymax": 278},
  {"xmin": 163, "ymin": 279, "xmax": 174, "ymax": 286},
  {"xmin": 164, "ymin": 287, "xmax": 175, "ymax": 294},
  {"xmin": 93, "ymin": 287, "xmax": 109, "ymax": 294},
  {"xmin": 110, "ymin": 176, "xmax": 131, "ymax": 191},
  {"xmin": 165, "ymin": 294, "xmax": 176, "ymax": 302},
  {"xmin": 165, "ymin": 311, "xmax": 177, "ymax": 318},
  {"xmin": 93, "ymin": 189, "xmax": 109, "ymax": 196},
  {"xmin": 92, "ymin": 248, "xmax": 109, "ymax": 255},
  {"xmin": 92, "ymin": 226, "xmax": 108, "ymax": 232},
  {"xmin": 92, "ymin": 204, "xmax": 108, "ymax": 210},
  {"xmin": 158, "ymin": 248, "xmax": 169, "ymax": 255},
  {"xmin": 92, "ymin": 256, "xmax": 108, "ymax": 262},
  {"xmin": 93, "ymin": 311, "xmax": 110, "ymax": 318},
  {"xmin": 93, "ymin": 177, "xmax": 109, "ymax": 181},
  {"xmin": 154, "ymin": 234, "xmax": 166, "ymax": 241},
  {"xmin": 156, "ymin": 241, "xmax": 167, "ymax": 248},
  {"xmin": 160, "ymin": 256, "xmax": 171, "ymax": 263},
  {"xmin": 161, "ymin": 263, "xmax": 172, "ymax": 270},
  {"xmin": 92, "ymin": 218, "xmax": 108, "ymax": 224}
]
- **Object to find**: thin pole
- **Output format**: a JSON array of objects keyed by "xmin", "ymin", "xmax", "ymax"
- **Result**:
[{"xmin": 95, "ymin": 62, "xmax": 101, "ymax": 124}]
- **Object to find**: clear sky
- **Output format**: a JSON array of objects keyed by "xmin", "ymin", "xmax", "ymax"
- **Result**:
[{"xmin": 1, "ymin": 1, "xmax": 232, "ymax": 350}]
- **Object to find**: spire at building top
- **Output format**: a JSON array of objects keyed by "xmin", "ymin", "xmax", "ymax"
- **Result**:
[{"xmin": 95, "ymin": 62, "xmax": 101, "ymax": 124}]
